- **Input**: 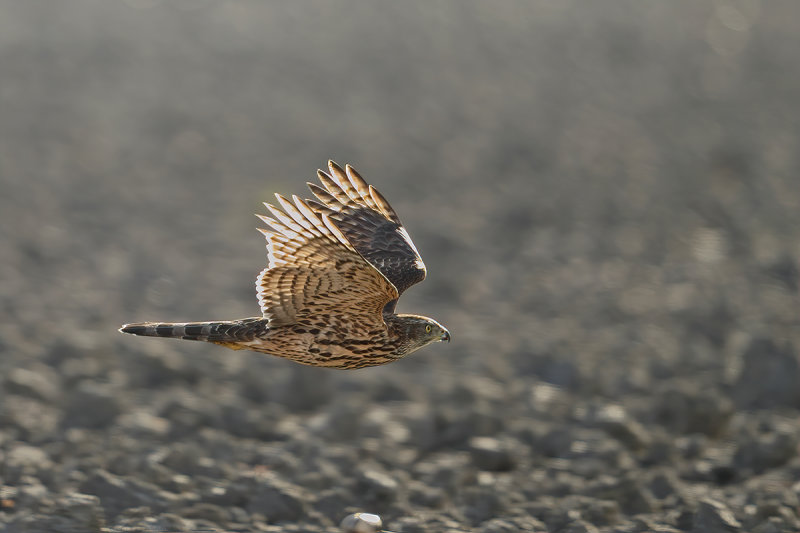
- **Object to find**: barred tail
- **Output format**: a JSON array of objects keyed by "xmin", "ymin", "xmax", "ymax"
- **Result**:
[{"xmin": 119, "ymin": 317, "xmax": 268, "ymax": 344}]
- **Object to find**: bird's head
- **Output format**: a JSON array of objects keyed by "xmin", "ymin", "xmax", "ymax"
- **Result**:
[{"xmin": 392, "ymin": 314, "xmax": 450, "ymax": 355}]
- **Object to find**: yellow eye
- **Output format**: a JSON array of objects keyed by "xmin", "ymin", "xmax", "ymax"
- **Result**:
[{"xmin": 425, "ymin": 325, "xmax": 432, "ymax": 333}]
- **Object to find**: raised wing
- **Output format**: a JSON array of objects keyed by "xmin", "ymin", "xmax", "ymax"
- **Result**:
[
  {"xmin": 306, "ymin": 161, "xmax": 427, "ymax": 302},
  {"xmin": 256, "ymin": 194, "xmax": 398, "ymax": 331}
]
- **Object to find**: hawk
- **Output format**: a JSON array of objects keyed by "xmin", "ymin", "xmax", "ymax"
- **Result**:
[{"xmin": 120, "ymin": 161, "xmax": 450, "ymax": 369}]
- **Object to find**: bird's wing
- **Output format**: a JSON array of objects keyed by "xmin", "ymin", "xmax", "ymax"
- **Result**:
[
  {"xmin": 256, "ymin": 194, "xmax": 399, "ymax": 330},
  {"xmin": 305, "ymin": 161, "xmax": 427, "ymax": 302}
]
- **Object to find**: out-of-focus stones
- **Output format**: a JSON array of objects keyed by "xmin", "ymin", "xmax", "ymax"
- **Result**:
[
  {"xmin": 468, "ymin": 436, "xmax": 516, "ymax": 471},
  {"xmin": 5, "ymin": 366, "xmax": 61, "ymax": 403},
  {"xmin": 591, "ymin": 404, "xmax": 650, "ymax": 451},
  {"xmin": 63, "ymin": 382, "xmax": 124, "ymax": 429},
  {"xmin": 733, "ymin": 338, "xmax": 800, "ymax": 409},
  {"xmin": 5, "ymin": 492, "xmax": 105, "ymax": 533},
  {"xmin": 560, "ymin": 520, "xmax": 600, "ymax": 533},
  {"xmin": 123, "ymin": 347, "xmax": 193, "ymax": 388},
  {"xmin": 411, "ymin": 454, "xmax": 475, "ymax": 492},
  {"xmin": 7, "ymin": 476, "xmax": 49, "ymax": 512},
  {"xmin": 181, "ymin": 502, "xmax": 229, "ymax": 526},
  {"xmin": 78, "ymin": 470, "xmax": 163, "ymax": 519},
  {"xmin": 244, "ymin": 472, "xmax": 309, "ymax": 523},
  {"xmin": 733, "ymin": 421, "xmax": 799, "ymax": 473},
  {"xmin": 652, "ymin": 384, "xmax": 733, "ymax": 437},
  {"xmin": 408, "ymin": 481, "xmax": 446, "ymax": 508},
  {"xmin": 117, "ymin": 410, "xmax": 170, "ymax": 438},
  {"xmin": 306, "ymin": 398, "xmax": 366, "ymax": 442},
  {"xmin": 390, "ymin": 513, "xmax": 466, "ymax": 533},
  {"xmin": 4, "ymin": 445, "xmax": 52, "ymax": 484},
  {"xmin": 313, "ymin": 489, "xmax": 353, "ymax": 522},
  {"xmin": 0, "ymin": 396, "xmax": 60, "ymax": 442},
  {"xmin": 357, "ymin": 469, "xmax": 399, "ymax": 505},
  {"xmin": 155, "ymin": 442, "xmax": 217, "ymax": 477},
  {"xmin": 648, "ymin": 470, "xmax": 684, "ymax": 501},
  {"xmin": 526, "ymin": 354, "xmax": 582, "ymax": 390},
  {"xmin": 583, "ymin": 475, "xmax": 655, "ymax": 515},
  {"xmin": 630, "ymin": 516, "xmax": 682, "ymax": 532},
  {"xmin": 279, "ymin": 365, "xmax": 334, "ymax": 413},
  {"xmin": 157, "ymin": 393, "xmax": 216, "ymax": 437},
  {"xmin": 482, "ymin": 516, "xmax": 547, "ymax": 532},
  {"xmin": 479, "ymin": 518, "xmax": 519, "ymax": 533},
  {"xmin": 459, "ymin": 485, "xmax": 508, "ymax": 526},
  {"xmin": 691, "ymin": 498, "xmax": 741, "ymax": 533}
]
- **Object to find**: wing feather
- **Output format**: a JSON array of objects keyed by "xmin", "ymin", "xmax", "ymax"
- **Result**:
[
  {"xmin": 367, "ymin": 183, "xmax": 401, "ymax": 224},
  {"xmin": 263, "ymin": 203, "xmax": 304, "ymax": 238},
  {"xmin": 317, "ymin": 170, "xmax": 352, "ymax": 205},
  {"xmin": 327, "ymin": 161, "xmax": 362, "ymax": 203},
  {"xmin": 347, "ymin": 166, "xmax": 382, "ymax": 211},
  {"xmin": 307, "ymin": 182, "xmax": 341, "ymax": 212},
  {"xmin": 255, "ymin": 195, "xmax": 398, "ymax": 329}
]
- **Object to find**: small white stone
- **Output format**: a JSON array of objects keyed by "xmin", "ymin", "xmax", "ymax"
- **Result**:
[{"xmin": 340, "ymin": 512, "xmax": 383, "ymax": 533}]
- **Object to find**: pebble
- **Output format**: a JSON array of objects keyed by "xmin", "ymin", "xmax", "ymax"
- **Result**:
[
  {"xmin": 592, "ymin": 404, "xmax": 650, "ymax": 450},
  {"xmin": 691, "ymin": 498, "xmax": 741, "ymax": 533},
  {"xmin": 358, "ymin": 469, "xmax": 399, "ymax": 504},
  {"xmin": 117, "ymin": 410, "xmax": 170, "ymax": 438},
  {"xmin": 340, "ymin": 512, "xmax": 382, "ymax": 533},
  {"xmin": 468, "ymin": 436, "xmax": 516, "ymax": 471}
]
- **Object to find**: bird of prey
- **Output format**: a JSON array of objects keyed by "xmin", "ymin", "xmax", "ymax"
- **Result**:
[{"xmin": 120, "ymin": 161, "xmax": 450, "ymax": 369}]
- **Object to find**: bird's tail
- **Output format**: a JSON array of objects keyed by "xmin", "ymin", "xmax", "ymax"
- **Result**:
[{"xmin": 119, "ymin": 317, "xmax": 268, "ymax": 346}]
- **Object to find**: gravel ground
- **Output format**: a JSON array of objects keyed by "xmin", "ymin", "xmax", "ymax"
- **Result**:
[{"xmin": 2, "ymin": 2, "xmax": 800, "ymax": 532}]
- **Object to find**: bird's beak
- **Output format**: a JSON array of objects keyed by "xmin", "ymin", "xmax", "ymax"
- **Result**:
[{"xmin": 441, "ymin": 330, "xmax": 451, "ymax": 343}]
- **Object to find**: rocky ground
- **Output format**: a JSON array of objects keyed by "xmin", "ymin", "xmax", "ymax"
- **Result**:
[{"xmin": 2, "ymin": 2, "xmax": 800, "ymax": 532}]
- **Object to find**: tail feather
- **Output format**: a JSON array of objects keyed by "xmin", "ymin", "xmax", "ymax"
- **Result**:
[{"xmin": 119, "ymin": 317, "xmax": 268, "ymax": 344}]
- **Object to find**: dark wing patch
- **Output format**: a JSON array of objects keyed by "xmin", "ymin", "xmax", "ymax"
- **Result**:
[{"xmin": 306, "ymin": 161, "xmax": 427, "ymax": 297}]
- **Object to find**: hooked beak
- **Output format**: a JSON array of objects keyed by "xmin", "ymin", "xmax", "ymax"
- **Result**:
[{"xmin": 441, "ymin": 329, "xmax": 451, "ymax": 343}]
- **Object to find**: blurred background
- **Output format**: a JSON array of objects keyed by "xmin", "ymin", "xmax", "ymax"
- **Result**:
[{"xmin": 2, "ymin": 1, "xmax": 800, "ymax": 532}]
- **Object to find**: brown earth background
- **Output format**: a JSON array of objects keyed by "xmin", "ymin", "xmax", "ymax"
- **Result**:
[{"xmin": 2, "ymin": 2, "xmax": 800, "ymax": 532}]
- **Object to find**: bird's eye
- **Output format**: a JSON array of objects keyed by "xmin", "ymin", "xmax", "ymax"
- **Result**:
[{"xmin": 425, "ymin": 325, "xmax": 432, "ymax": 333}]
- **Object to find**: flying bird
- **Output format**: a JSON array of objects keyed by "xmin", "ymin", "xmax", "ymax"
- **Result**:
[{"xmin": 120, "ymin": 161, "xmax": 449, "ymax": 369}]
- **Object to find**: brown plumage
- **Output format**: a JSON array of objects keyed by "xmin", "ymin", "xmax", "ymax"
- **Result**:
[{"xmin": 120, "ymin": 161, "xmax": 449, "ymax": 369}]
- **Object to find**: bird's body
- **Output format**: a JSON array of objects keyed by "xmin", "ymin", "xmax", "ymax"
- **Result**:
[{"xmin": 120, "ymin": 161, "xmax": 449, "ymax": 369}]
